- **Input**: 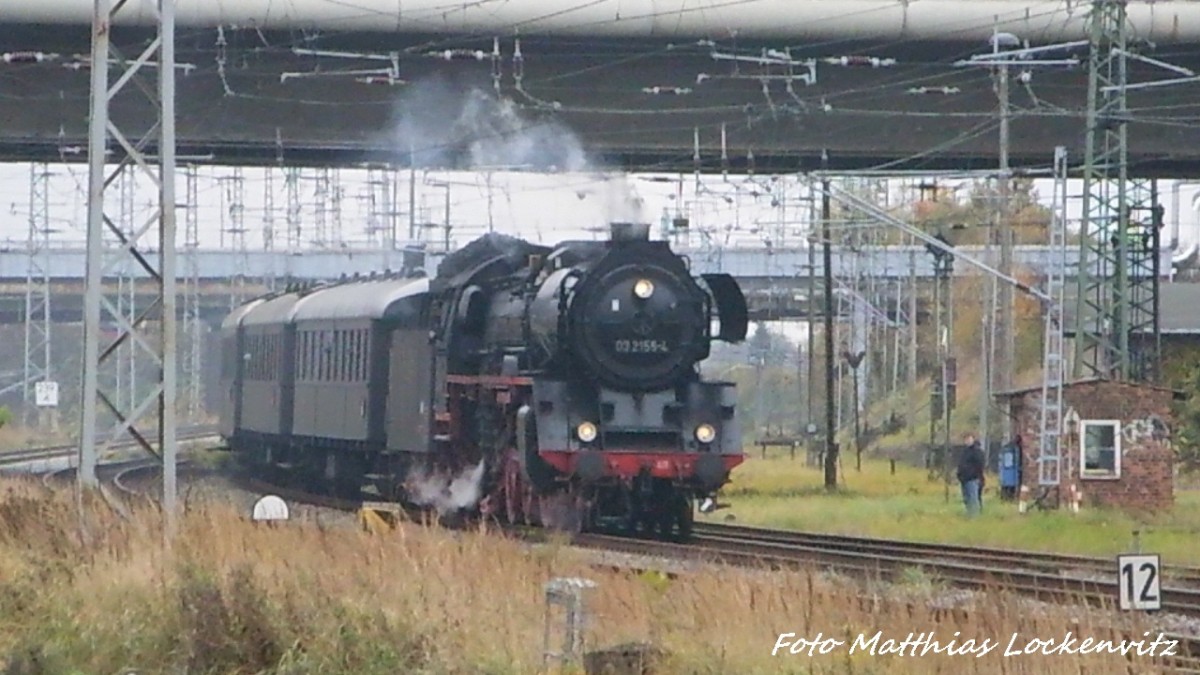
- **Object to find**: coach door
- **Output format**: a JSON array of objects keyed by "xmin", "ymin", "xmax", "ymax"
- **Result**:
[{"xmin": 386, "ymin": 328, "xmax": 434, "ymax": 454}]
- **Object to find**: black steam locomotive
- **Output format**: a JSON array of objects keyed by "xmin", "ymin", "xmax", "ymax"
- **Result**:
[{"xmin": 220, "ymin": 222, "xmax": 748, "ymax": 538}]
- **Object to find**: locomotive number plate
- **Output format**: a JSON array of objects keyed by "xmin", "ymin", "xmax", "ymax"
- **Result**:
[{"xmin": 614, "ymin": 339, "xmax": 670, "ymax": 354}]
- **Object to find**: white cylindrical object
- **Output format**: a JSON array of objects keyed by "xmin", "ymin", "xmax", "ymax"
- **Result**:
[{"xmin": 9, "ymin": 1, "xmax": 1200, "ymax": 43}]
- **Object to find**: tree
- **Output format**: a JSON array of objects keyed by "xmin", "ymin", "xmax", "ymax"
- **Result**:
[{"xmin": 1172, "ymin": 363, "xmax": 1200, "ymax": 473}]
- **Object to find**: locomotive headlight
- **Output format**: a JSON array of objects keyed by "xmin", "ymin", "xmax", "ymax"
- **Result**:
[
  {"xmin": 695, "ymin": 423, "xmax": 717, "ymax": 444},
  {"xmin": 576, "ymin": 421, "xmax": 599, "ymax": 443},
  {"xmin": 633, "ymin": 278, "xmax": 655, "ymax": 299}
]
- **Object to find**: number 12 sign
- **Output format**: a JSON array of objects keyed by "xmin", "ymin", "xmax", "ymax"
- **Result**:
[{"xmin": 1117, "ymin": 554, "xmax": 1162, "ymax": 611}]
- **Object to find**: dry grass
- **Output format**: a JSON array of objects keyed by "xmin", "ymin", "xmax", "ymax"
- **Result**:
[
  {"xmin": 0, "ymin": 426, "xmax": 69, "ymax": 454},
  {"xmin": 0, "ymin": 478, "xmax": 1177, "ymax": 674},
  {"xmin": 720, "ymin": 454, "xmax": 1200, "ymax": 564}
]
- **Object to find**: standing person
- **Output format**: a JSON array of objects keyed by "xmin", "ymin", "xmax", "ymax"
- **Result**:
[{"xmin": 956, "ymin": 433, "xmax": 985, "ymax": 516}]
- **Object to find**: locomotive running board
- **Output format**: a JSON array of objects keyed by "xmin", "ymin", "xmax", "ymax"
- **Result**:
[{"xmin": 701, "ymin": 273, "xmax": 749, "ymax": 343}]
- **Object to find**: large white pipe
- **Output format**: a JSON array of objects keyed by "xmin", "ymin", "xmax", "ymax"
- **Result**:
[{"xmin": 9, "ymin": 1, "xmax": 1200, "ymax": 43}]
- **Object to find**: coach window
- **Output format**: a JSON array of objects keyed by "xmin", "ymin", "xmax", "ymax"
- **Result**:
[
  {"xmin": 1080, "ymin": 420, "xmax": 1121, "ymax": 479},
  {"xmin": 257, "ymin": 336, "xmax": 265, "ymax": 379},
  {"xmin": 339, "ymin": 331, "xmax": 347, "ymax": 381},
  {"xmin": 311, "ymin": 332, "xmax": 318, "ymax": 380},
  {"xmin": 332, "ymin": 331, "xmax": 339, "ymax": 381},
  {"xmin": 357, "ymin": 331, "xmax": 365, "ymax": 381},
  {"xmin": 314, "ymin": 332, "xmax": 321, "ymax": 381},
  {"xmin": 300, "ymin": 333, "xmax": 308, "ymax": 380},
  {"xmin": 306, "ymin": 332, "xmax": 314, "ymax": 380},
  {"xmin": 324, "ymin": 331, "xmax": 331, "ymax": 381},
  {"xmin": 357, "ymin": 330, "xmax": 365, "ymax": 381},
  {"xmin": 317, "ymin": 332, "xmax": 324, "ymax": 381},
  {"xmin": 249, "ymin": 336, "xmax": 259, "ymax": 379},
  {"xmin": 334, "ymin": 331, "xmax": 341, "ymax": 381},
  {"xmin": 355, "ymin": 331, "xmax": 362, "ymax": 381},
  {"xmin": 354, "ymin": 331, "xmax": 361, "ymax": 381},
  {"xmin": 339, "ymin": 330, "xmax": 347, "ymax": 381},
  {"xmin": 299, "ymin": 333, "xmax": 307, "ymax": 380}
]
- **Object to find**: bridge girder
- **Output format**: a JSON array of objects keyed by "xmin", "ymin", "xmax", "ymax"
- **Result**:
[{"xmin": 3, "ymin": 25, "xmax": 1200, "ymax": 175}]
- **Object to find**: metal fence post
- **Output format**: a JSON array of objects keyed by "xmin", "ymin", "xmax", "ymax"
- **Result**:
[{"xmin": 543, "ymin": 577, "xmax": 597, "ymax": 670}]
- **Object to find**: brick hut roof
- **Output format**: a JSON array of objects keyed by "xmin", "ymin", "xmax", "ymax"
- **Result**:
[{"xmin": 993, "ymin": 377, "xmax": 1187, "ymax": 401}]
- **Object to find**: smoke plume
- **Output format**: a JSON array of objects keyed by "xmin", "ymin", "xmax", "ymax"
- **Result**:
[
  {"xmin": 404, "ymin": 460, "xmax": 487, "ymax": 515},
  {"xmin": 589, "ymin": 174, "xmax": 648, "ymax": 225},
  {"xmin": 384, "ymin": 76, "xmax": 648, "ymax": 230},
  {"xmin": 388, "ymin": 77, "xmax": 588, "ymax": 172}
]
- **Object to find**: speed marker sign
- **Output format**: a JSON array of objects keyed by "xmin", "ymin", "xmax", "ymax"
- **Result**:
[{"xmin": 1117, "ymin": 554, "xmax": 1162, "ymax": 611}]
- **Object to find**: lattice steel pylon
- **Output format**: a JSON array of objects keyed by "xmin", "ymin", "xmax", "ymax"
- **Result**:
[
  {"xmin": 220, "ymin": 168, "xmax": 248, "ymax": 310},
  {"xmin": 285, "ymin": 166, "xmax": 302, "ymax": 252},
  {"xmin": 183, "ymin": 165, "xmax": 202, "ymax": 423},
  {"xmin": 1129, "ymin": 180, "xmax": 1162, "ymax": 382},
  {"xmin": 1073, "ymin": 0, "xmax": 1161, "ymax": 381},
  {"xmin": 1038, "ymin": 147, "xmax": 1070, "ymax": 498},
  {"xmin": 79, "ymin": 0, "xmax": 178, "ymax": 527},
  {"xmin": 23, "ymin": 163, "xmax": 54, "ymax": 429}
]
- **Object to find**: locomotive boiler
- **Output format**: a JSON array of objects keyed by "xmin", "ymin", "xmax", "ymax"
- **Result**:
[{"xmin": 220, "ymin": 222, "xmax": 748, "ymax": 538}]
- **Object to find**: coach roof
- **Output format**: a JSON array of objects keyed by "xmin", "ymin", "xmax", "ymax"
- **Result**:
[
  {"xmin": 220, "ymin": 298, "xmax": 265, "ymax": 332},
  {"xmin": 291, "ymin": 277, "xmax": 430, "ymax": 322},
  {"xmin": 242, "ymin": 292, "xmax": 304, "ymax": 327}
]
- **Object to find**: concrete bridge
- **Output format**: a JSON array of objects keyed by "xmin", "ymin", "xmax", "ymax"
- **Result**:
[
  {"xmin": 5, "ymin": 2, "xmax": 1200, "ymax": 173},
  {"xmin": 0, "ymin": 244, "xmax": 1175, "ymax": 325}
]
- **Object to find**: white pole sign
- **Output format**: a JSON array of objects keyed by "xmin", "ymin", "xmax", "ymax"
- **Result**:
[
  {"xmin": 1117, "ymin": 554, "xmax": 1161, "ymax": 611},
  {"xmin": 34, "ymin": 381, "xmax": 59, "ymax": 408}
]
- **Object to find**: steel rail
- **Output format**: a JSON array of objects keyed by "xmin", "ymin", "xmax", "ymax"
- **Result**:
[
  {"xmin": 694, "ymin": 522, "xmax": 1200, "ymax": 587},
  {"xmin": 0, "ymin": 423, "xmax": 218, "ymax": 468}
]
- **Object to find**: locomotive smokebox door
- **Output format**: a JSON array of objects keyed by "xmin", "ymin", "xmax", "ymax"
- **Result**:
[{"xmin": 702, "ymin": 273, "xmax": 749, "ymax": 343}]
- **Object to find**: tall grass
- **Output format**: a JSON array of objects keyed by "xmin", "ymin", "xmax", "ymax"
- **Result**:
[
  {"xmin": 0, "ymin": 478, "xmax": 1175, "ymax": 674},
  {"xmin": 721, "ymin": 454, "xmax": 1200, "ymax": 564}
]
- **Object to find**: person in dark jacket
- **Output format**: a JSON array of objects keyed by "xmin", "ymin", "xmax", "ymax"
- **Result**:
[{"xmin": 956, "ymin": 433, "xmax": 985, "ymax": 516}]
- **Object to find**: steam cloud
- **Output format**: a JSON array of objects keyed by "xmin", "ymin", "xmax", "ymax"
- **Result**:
[
  {"xmin": 384, "ymin": 76, "xmax": 648, "ymax": 228},
  {"xmin": 404, "ymin": 460, "xmax": 487, "ymax": 515},
  {"xmin": 388, "ymin": 77, "xmax": 588, "ymax": 172}
]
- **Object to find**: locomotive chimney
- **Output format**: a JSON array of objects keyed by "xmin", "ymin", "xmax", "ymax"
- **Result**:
[{"xmin": 610, "ymin": 222, "xmax": 650, "ymax": 243}]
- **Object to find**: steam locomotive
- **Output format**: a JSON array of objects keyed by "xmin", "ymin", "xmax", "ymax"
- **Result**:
[{"xmin": 219, "ymin": 223, "xmax": 748, "ymax": 538}]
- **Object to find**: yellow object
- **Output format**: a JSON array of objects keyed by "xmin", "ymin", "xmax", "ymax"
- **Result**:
[{"xmin": 359, "ymin": 502, "xmax": 402, "ymax": 534}]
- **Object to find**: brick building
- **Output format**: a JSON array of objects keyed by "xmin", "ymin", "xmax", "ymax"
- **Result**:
[{"xmin": 997, "ymin": 378, "xmax": 1183, "ymax": 512}]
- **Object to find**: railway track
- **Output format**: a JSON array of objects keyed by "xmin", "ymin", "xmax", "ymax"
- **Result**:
[
  {"xmin": 577, "ymin": 526, "xmax": 1200, "ymax": 614},
  {"xmin": 693, "ymin": 522, "xmax": 1200, "ymax": 587},
  {"xmin": 0, "ymin": 424, "xmax": 221, "ymax": 477}
]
